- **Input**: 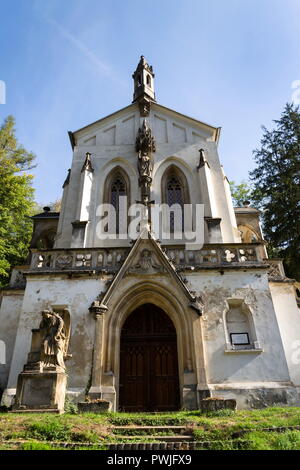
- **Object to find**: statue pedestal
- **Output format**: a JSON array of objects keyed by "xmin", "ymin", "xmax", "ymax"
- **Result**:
[
  {"xmin": 12, "ymin": 309, "xmax": 71, "ymax": 414},
  {"xmin": 12, "ymin": 371, "xmax": 67, "ymax": 414}
]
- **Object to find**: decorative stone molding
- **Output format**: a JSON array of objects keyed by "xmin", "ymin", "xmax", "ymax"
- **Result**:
[
  {"xmin": 81, "ymin": 152, "xmax": 94, "ymax": 173},
  {"xmin": 28, "ymin": 243, "xmax": 266, "ymax": 274},
  {"xmin": 135, "ymin": 119, "xmax": 156, "ymax": 156},
  {"xmin": 189, "ymin": 296, "xmax": 204, "ymax": 316},
  {"xmin": 265, "ymin": 259, "xmax": 289, "ymax": 281},
  {"xmin": 126, "ymin": 249, "xmax": 166, "ymax": 275},
  {"xmin": 89, "ymin": 300, "xmax": 108, "ymax": 316},
  {"xmin": 197, "ymin": 148, "xmax": 210, "ymax": 170},
  {"xmin": 138, "ymin": 97, "xmax": 151, "ymax": 117},
  {"xmin": 136, "ymin": 119, "xmax": 156, "ymax": 203},
  {"xmin": 55, "ymin": 254, "xmax": 73, "ymax": 269}
]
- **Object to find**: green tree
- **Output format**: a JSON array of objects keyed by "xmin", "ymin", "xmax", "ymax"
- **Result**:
[
  {"xmin": 0, "ymin": 115, "xmax": 36, "ymax": 286},
  {"xmin": 250, "ymin": 103, "xmax": 300, "ymax": 280},
  {"xmin": 229, "ymin": 180, "xmax": 253, "ymax": 207},
  {"xmin": 33, "ymin": 198, "xmax": 61, "ymax": 214}
]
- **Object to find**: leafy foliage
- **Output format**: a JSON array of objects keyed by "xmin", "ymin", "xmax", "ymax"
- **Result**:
[
  {"xmin": 0, "ymin": 115, "xmax": 36, "ymax": 286},
  {"xmin": 229, "ymin": 180, "xmax": 253, "ymax": 207},
  {"xmin": 33, "ymin": 198, "xmax": 61, "ymax": 214},
  {"xmin": 250, "ymin": 103, "xmax": 300, "ymax": 280}
]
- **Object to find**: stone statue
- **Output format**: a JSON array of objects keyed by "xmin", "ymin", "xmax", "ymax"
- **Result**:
[
  {"xmin": 135, "ymin": 120, "xmax": 156, "ymax": 203},
  {"xmin": 138, "ymin": 151, "xmax": 152, "ymax": 178},
  {"xmin": 39, "ymin": 309, "xmax": 66, "ymax": 371}
]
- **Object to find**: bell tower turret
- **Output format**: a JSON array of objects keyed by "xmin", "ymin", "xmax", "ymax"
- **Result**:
[{"xmin": 132, "ymin": 56, "xmax": 156, "ymax": 116}]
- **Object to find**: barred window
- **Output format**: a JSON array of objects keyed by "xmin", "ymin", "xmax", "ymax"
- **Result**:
[
  {"xmin": 167, "ymin": 175, "xmax": 184, "ymax": 207},
  {"xmin": 166, "ymin": 173, "xmax": 185, "ymax": 232},
  {"xmin": 110, "ymin": 174, "xmax": 126, "ymax": 234},
  {"xmin": 103, "ymin": 167, "xmax": 130, "ymax": 236},
  {"xmin": 111, "ymin": 176, "xmax": 126, "ymax": 208}
]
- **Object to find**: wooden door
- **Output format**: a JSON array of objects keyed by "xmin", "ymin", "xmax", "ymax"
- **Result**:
[{"xmin": 119, "ymin": 304, "xmax": 180, "ymax": 411}]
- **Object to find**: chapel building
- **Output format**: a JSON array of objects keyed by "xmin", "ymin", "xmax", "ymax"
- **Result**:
[{"xmin": 0, "ymin": 57, "xmax": 299, "ymax": 412}]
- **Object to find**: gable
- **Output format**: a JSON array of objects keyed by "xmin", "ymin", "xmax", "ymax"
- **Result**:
[
  {"xmin": 73, "ymin": 104, "xmax": 140, "ymax": 148},
  {"xmin": 96, "ymin": 230, "xmax": 203, "ymax": 315},
  {"xmin": 151, "ymin": 103, "xmax": 220, "ymax": 144},
  {"xmin": 70, "ymin": 102, "xmax": 220, "ymax": 149}
]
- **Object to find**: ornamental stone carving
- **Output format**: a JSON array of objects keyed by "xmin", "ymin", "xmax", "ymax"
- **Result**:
[
  {"xmin": 135, "ymin": 119, "xmax": 156, "ymax": 203},
  {"xmin": 127, "ymin": 249, "xmax": 165, "ymax": 274},
  {"xmin": 136, "ymin": 119, "xmax": 156, "ymax": 157},
  {"xmin": 55, "ymin": 254, "xmax": 73, "ymax": 269}
]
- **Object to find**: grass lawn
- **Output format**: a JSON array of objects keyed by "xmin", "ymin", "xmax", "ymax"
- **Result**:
[{"xmin": 0, "ymin": 407, "xmax": 300, "ymax": 450}]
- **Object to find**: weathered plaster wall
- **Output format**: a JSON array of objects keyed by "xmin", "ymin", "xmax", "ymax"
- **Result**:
[
  {"xmin": 3, "ymin": 267, "xmax": 299, "ymax": 409},
  {"xmin": 5, "ymin": 275, "xmax": 106, "ymax": 402},
  {"xmin": 186, "ymin": 270, "xmax": 292, "ymax": 385},
  {"xmin": 0, "ymin": 291, "xmax": 24, "ymax": 396},
  {"xmin": 270, "ymin": 282, "xmax": 300, "ymax": 390}
]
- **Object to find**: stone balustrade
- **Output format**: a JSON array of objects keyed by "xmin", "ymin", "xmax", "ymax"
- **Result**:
[
  {"xmin": 30, "ymin": 247, "xmax": 130, "ymax": 272},
  {"xmin": 164, "ymin": 243, "xmax": 261, "ymax": 268},
  {"xmin": 29, "ymin": 243, "xmax": 265, "ymax": 273}
]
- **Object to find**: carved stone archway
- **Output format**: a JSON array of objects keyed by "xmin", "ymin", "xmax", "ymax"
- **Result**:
[{"xmin": 89, "ymin": 279, "xmax": 207, "ymax": 411}]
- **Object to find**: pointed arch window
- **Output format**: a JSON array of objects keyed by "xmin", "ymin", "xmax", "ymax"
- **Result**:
[
  {"xmin": 104, "ymin": 168, "xmax": 130, "ymax": 235},
  {"xmin": 111, "ymin": 175, "xmax": 126, "ymax": 211},
  {"xmin": 167, "ymin": 175, "xmax": 184, "ymax": 207},
  {"xmin": 167, "ymin": 174, "xmax": 184, "ymax": 232},
  {"xmin": 162, "ymin": 166, "xmax": 190, "ymax": 233}
]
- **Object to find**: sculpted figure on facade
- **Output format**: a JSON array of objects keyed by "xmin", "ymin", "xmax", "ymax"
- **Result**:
[
  {"xmin": 138, "ymin": 151, "xmax": 152, "ymax": 179},
  {"xmin": 136, "ymin": 119, "xmax": 156, "ymax": 180},
  {"xmin": 39, "ymin": 309, "xmax": 66, "ymax": 372}
]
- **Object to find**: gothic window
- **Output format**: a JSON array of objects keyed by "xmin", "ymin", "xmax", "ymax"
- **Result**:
[
  {"xmin": 104, "ymin": 168, "xmax": 130, "ymax": 235},
  {"xmin": 167, "ymin": 175, "xmax": 184, "ymax": 207},
  {"xmin": 111, "ymin": 176, "xmax": 126, "ymax": 210},
  {"xmin": 162, "ymin": 166, "xmax": 190, "ymax": 233},
  {"xmin": 167, "ymin": 175, "xmax": 184, "ymax": 232},
  {"xmin": 147, "ymin": 74, "xmax": 151, "ymax": 86}
]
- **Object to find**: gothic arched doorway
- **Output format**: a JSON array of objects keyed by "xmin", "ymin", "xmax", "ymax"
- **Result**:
[{"xmin": 119, "ymin": 303, "xmax": 180, "ymax": 411}]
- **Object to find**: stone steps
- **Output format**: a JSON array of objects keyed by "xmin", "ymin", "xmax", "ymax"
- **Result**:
[
  {"xmin": 111, "ymin": 435, "xmax": 194, "ymax": 442},
  {"xmin": 10, "ymin": 408, "xmax": 61, "ymax": 414},
  {"xmin": 110, "ymin": 424, "xmax": 194, "ymax": 446},
  {"xmin": 111, "ymin": 425, "xmax": 188, "ymax": 434},
  {"xmin": 0, "ymin": 440, "xmax": 198, "ymax": 450},
  {"xmin": 108, "ymin": 442, "xmax": 196, "ymax": 450}
]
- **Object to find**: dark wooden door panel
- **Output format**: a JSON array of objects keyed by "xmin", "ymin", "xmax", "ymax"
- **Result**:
[
  {"xmin": 119, "ymin": 343, "xmax": 148, "ymax": 411},
  {"xmin": 119, "ymin": 304, "xmax": 180, "ymax": 412}
]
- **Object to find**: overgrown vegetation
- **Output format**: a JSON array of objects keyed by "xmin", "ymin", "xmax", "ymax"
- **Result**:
[
  {"xmin": 0, "ymin": 407, "xmax": 300, "ymax": 450},
  {"xmin": 0, "ymin": 115, "xmax": 36, "ymax": 286},
  {"xmin": 230, "ymin": 103, "xmax": 300, "ymax": 281}
]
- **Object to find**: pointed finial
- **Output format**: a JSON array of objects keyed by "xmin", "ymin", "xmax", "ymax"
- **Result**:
[{"xmin": 81, "ymin": 152, "xmax": 94, "ymax": 173}]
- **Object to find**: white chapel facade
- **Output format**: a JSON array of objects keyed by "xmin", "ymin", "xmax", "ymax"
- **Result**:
[{"xmin": 0, "ymin": 56, "xmax": 299, "ymax": 411}]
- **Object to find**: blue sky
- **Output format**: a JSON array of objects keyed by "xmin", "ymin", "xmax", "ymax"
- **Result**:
[{"xmin": 1, "ymin": 0, "xmax": 300, "ymax": 204}]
